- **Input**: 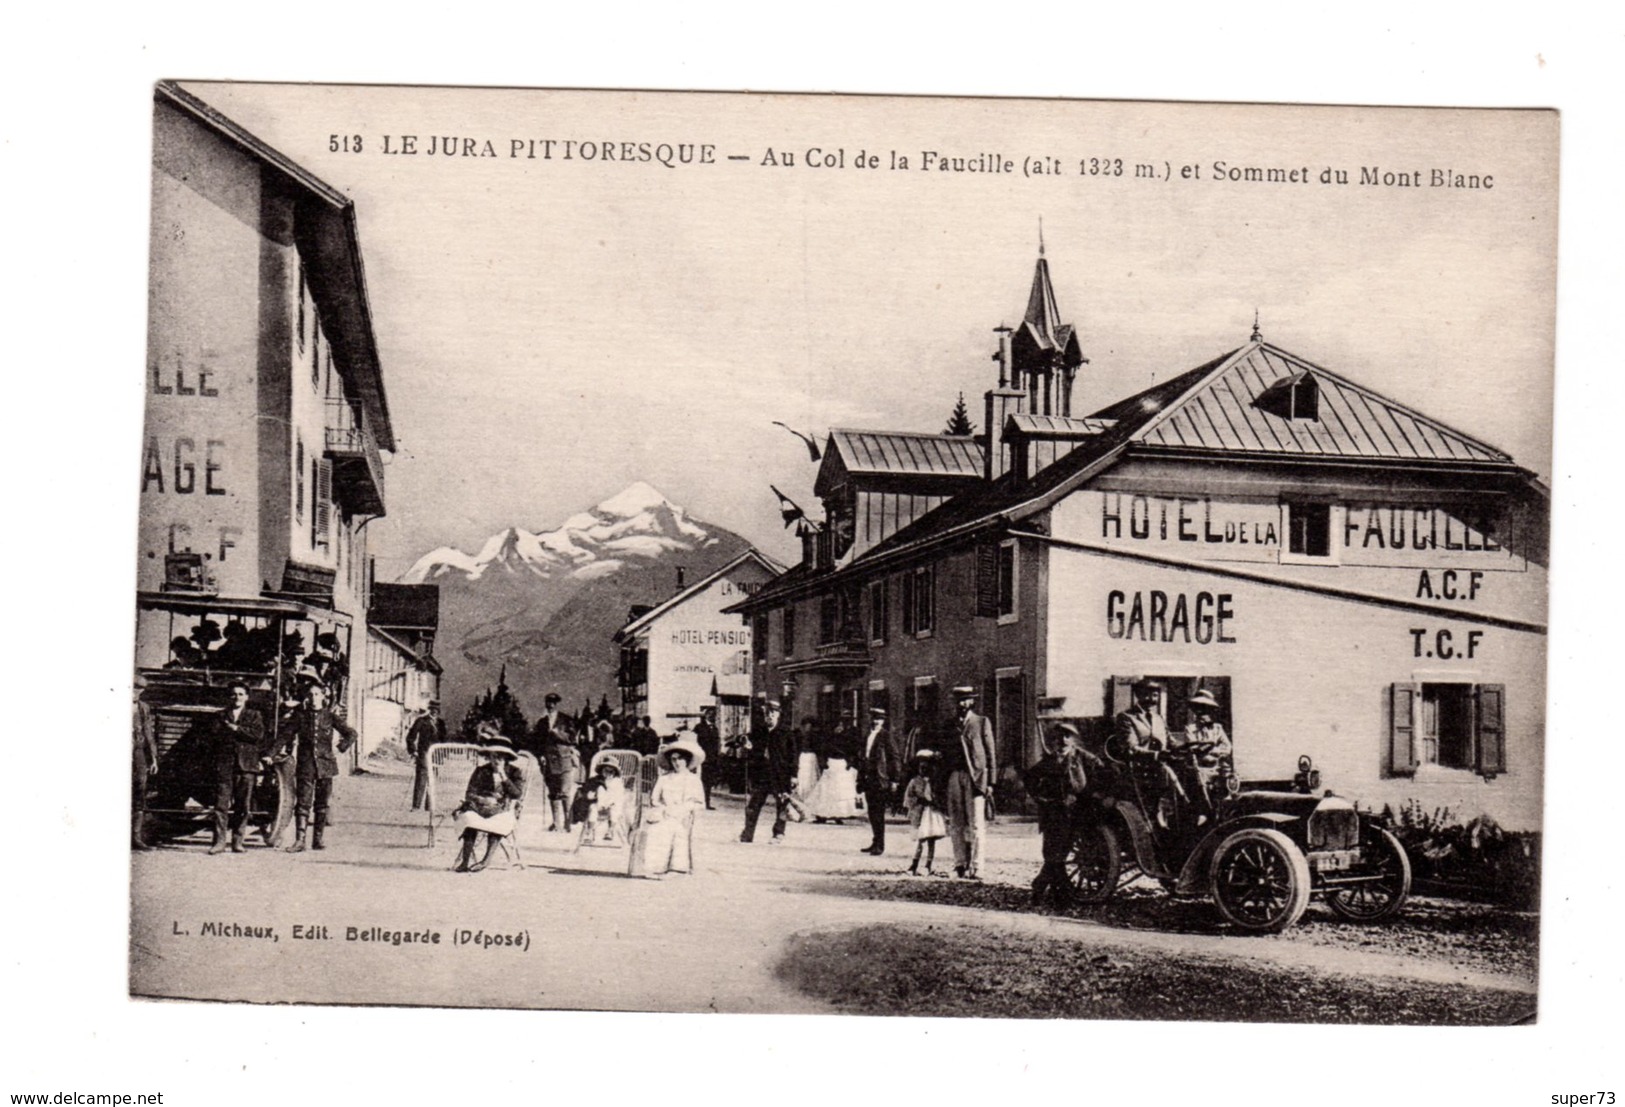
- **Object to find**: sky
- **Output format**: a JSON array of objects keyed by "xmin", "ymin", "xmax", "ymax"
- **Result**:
[{"xmin": 179, "ymin": 84, "xmax": 1557, "ymax": 577}]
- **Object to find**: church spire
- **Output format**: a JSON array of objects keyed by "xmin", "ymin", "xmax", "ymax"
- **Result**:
[{"xmin": 1023, "ymin": 251, "xmax": 1064, "ymax": 348}]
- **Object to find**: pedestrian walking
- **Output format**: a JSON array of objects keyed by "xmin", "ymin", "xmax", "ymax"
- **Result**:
[
  {"xmin": 406, "ymin": 703, "xmax": 442, "ymax": 811},
  {"xmin": 740, "ymin": 700, "xmax": 796, "ymax": 843}
]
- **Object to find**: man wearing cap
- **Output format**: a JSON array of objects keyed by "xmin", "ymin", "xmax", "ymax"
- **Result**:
[
  {"xmin": 1171, "ymin": 689, "xmax": 1232, "ymax": 822},
  {"xmin": 1024, "ymin": 719, "xmax": 1092, "ymax": 907},
  {"xmin": 206, "ymin": 681, "xmax": 270, "ymax": 855},
  {"xmin": 741, "ymin": 700, "xmax": 796, "ymax": 843},
  {"xmin": 283, "ymin": 680, "xmax": 357, "ymax": 852},
  {"xmin": 943, "ymin": 686, "xmax": 996, "ymax": 879},
  {"xmin": 858, "ymin": 706, "xmax": 901, "ymax": 855}
]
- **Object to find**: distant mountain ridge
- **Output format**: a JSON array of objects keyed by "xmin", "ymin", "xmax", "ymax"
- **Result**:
[{"xmin": 399, "ymin": 482, "xmax": 757, "ymax": 725}]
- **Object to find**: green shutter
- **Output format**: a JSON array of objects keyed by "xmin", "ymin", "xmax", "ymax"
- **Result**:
[
  {"xmin": 1475, "ymin": 684, "xmax": 1506, "ymax": 775},
  {"xmin": 1388, "ymin": 683, "xmax": 1418, "ymax": 775}
]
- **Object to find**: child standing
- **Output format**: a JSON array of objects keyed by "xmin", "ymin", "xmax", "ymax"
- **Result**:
[{"xmin": 903, "ymin": 750, "xmax": 947, "ymax": 875}]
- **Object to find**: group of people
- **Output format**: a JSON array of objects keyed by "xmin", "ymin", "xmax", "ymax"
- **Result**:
[
  {"xmin": 736, "ymin": 685, "xmax": 998, "ymax": 879},
  {"xmin": 131, "ymin": 666, "xmax": 358, "ymax": 855},
  {"xmin": 1024, "ymin": 679, "xmax": 1232, "ymax": 907},
  {"xmin": 446, "ymin": 717, "xmax": 708, "ymax": 879}
]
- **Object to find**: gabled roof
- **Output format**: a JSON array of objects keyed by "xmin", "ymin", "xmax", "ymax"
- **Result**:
[
  {"xmin": 614, "ymin": 548, "xmax": 786, "ymax": 641},
  {"xmin": 1133, "ymin": 342, "xmax": 1512, "ymax": 463},
  {"xmin": 814, "ymin": 429, "xmax": 984, "ymax": 496},
  {"xmin": 156, "ymin": 82, "xmax": 394, "ymax": 451},
  {"xmin": 734, "ymin": 337, "xmax": 1535, "ymax": 612}
]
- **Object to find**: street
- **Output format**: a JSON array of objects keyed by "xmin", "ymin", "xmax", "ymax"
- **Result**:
[{"xmin": 131, "ymin": 757, "xmax": 1537, "ymax": 1020}]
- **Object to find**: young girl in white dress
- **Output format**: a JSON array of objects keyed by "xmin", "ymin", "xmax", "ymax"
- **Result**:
[{"xmin": 903, "ymin": 750, "xmax": 947, "ymax": 875}]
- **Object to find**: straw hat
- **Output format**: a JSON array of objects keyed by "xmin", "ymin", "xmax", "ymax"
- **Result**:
[
  {"xmin": 660, "ymin": 737, "xmax": 706, "ymax": 769},
  {"xmin": 1187, "ymin": 690, "xmax": 1221, "ymax": 710}
]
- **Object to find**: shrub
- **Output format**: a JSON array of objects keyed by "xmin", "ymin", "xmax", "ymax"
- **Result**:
[{"xmin": 1374, "ymin": 800, "xmax": 1541, "ymax": 910}]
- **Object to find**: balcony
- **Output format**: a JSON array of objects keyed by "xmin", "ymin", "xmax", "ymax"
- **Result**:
[
  {"xmin": 324, "ymin": 399, "xmax": 386, "ymax": 515},
  {"xmin": 781, "ymin": 625, "xmax": 872, "ymax": 674}
]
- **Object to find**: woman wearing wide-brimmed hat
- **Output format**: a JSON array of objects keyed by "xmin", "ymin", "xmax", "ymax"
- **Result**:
[
  {"xmin": 452, "ymin": 729, "xmax": 524, "ymax": 873},
  {"xmin": 628, "ymin": 738, "xmax": 706, "ymax": 878},
  {"xmin": 1175, "ymin": 688, "xmax": 1232, "ymax": 822}
]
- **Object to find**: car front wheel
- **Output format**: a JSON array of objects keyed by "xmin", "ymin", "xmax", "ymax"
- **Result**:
[
  {"xmin": 1066, "ymin": 822, "xmax": 1122, "ymax": 904},
  {"xmin": 1210, "ymin": 827, "xmax": 1312, "ymax": 932},
  {"xmin": 1327, "ymin": 828, "xmax": 1411, "ymax": 922}
]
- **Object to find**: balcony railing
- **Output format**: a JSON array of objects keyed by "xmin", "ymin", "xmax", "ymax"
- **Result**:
[{"xmin": 324, "ymin": 398, "xmax": 386, "ymax": 514}]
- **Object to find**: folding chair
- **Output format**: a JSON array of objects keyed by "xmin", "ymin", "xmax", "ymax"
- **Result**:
[{"xmin": 489, "ymin": 752, "xmax": 536, "ymax": 870}]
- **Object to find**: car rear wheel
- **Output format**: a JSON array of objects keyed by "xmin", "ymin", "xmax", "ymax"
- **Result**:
[
  {"xmin": 1066, "ymin": 822, "xmax": 1122, "ymax": 904},
  {"xmin": 1327, "ymin": 827, "xmax": 1411, "ymax": 922},
  {"xmin": 1211, "ymin": 827, "xmax": 1311, "ymax": 932}
]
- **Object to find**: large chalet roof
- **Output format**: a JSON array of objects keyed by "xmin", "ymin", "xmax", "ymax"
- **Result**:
[
  {"xmin": 370, "ymin": 582, "xmax": 440, "ymax": 631},
  {"xmin": 737, "ymin": 338, "xmax": 1534, "ymax": 609},
  {"xmin": 1130, "ymin": 343, "xmax": 1512, "ymax": 463}
]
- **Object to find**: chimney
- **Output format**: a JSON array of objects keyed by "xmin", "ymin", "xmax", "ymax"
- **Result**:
[{"xmin": 983, "ymin": 326, "xmax": 1025, "ymax": 481}]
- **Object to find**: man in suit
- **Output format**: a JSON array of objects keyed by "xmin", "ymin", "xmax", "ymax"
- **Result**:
[
  {"xmin": 1114, "ymin": 679, "xmax": 1187, "ymax": 829},
  {"xmin": 858, "ymin": 706, "xmax": 901, "ymax": 855},
  {"xmin": 283, "ymin": 680, "xmax": 357, "ymax": 852},
  {"xmin": 131, "ymin": 674, "xmax": 160, "ymax": 850},
  {"xmin": 693, "ymin": 707, "xmax": 722, "ymax": 809},
  {"xmin": 740, "ymin": 701, "xmax": 796, "ymax": 843},
  {"xmin": 943, "ymin": 685, "xmax": 996, "ymax": 879},
  {"xmin": 406, "ymin": 704, "xmax": 442, "ymax": 811},
  {"xmin": 208, "ymin": 681, "xmax": 270, "ymax": 855}
]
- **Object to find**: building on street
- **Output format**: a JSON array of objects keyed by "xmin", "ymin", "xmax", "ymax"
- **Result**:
[{"xmin": 730, "ymin": 251, "xmax": 1548, "ymax": 829}]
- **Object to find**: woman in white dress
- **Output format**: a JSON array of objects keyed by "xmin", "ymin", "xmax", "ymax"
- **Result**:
[
  {"xmin": 628, "ymin": 738, "xmax": 707, "ymax": 878},
  {"xmin": 807, "ymin": 719, "xmax": 859, "ymax": 821},
  {"xmin": 793, "ymin": 719, "xmax": 821, "ymax": 803}
]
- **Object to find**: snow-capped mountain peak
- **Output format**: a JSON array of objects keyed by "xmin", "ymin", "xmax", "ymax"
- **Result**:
[{"xmin": 400, "ymin": 482, "xmax": 718, "ymax": 584}]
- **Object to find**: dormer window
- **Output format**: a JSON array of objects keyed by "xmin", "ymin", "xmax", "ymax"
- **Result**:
[{"xmin": 1255, "ymin": 370, "xmax": 1320, "ymax": 421}]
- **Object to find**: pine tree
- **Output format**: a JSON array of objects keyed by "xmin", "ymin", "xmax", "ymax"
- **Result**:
[{"xmin": 944, "ymin": 391, "xmax": 974, "ymax": 436}]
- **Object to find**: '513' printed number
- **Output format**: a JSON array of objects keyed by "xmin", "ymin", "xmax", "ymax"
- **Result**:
[{"xmin": 329, "ymin": 134, "xmax": 363, "ymax": 153}]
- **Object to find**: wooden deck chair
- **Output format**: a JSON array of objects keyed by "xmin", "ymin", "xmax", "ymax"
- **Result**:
[
  {"xmin": 625, "ymin": 753, "xmax": 701, "ymax": 878},
  {"xmin": 572, "ymin": 749, "xmax": 642, "ymax": 853},
  {"xmin": 426, "ymin": 742, "xmax": 491, "ymax": 847},
  {"xmin": 488, "ymin": 751, "xmax": 536, "ymax": 870}
]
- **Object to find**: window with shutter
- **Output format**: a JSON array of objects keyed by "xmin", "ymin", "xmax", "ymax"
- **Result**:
[
  {"xmin": 974, "ymin": 544, "xmax": 999, "ymax": 617},
  {"xmin": 869, "ymin": 579, "xmax": 888, "ymax": 645},
  {"xmin": 1388, "ymin": 683, "xmax": 1419, "ymax": 775},
  {"xmin": 901, "ymin": 572, "xmax": 916, "ymax": 635},
  {"xmin": 1475, "ymin": 684, "xmax": 1506, "ymax": 776},
  {"xmin": 782, "ymin": 605, "xmax": 796, "ymax": 658},
  {"xmin": 313, "ymin": 457, "xmax": 333, "ymax": 549},
  {"xmin": 915, "ymin": 565, "xmax": 935, "ymax": 634},
  {"xmin": 997, "ymin": 541, "xmax": 1017, "ymax": 621}
]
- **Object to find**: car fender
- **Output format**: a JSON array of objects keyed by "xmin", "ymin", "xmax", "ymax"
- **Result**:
[
  {"xmin": 1174, "ymin": 811, "xmax": 1299, "ymax": 894},
  {"xmin": 1107, "ymin": 799, "xmax": 1175, "ymax": 881}
]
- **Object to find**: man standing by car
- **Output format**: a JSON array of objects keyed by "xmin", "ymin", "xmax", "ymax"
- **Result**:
[
  {"xmin": 858, "ymin": 706, "xmax": 900, "ymax": 855},
  {"xmin": 943, "ymin": 686, "xmax": 996, "ymax": 879},
  {"xmin": 284, "ymin": 679, "xmax": 356, "ymax": 852},
  {"xmin": 1024, "ymin": 719, "xmax": 1091, "ymax": 908},
  {"xmin": 208, "ymin": 681, "xmax": 269, "ymax": 855},
  {"xmin": 741, "ymin": 700, "xmax": 796, "ymax": 844}
]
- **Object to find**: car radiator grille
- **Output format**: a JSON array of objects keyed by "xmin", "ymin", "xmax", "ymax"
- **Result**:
[{"xmin": 1307, "ymin": 807, "xmax": 1360, "ymax": 851}]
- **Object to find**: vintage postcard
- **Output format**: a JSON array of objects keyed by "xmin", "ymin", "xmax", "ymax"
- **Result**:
[{"xmin": 131, "ymin": 82, "xmax": 1553, "ymax": 1022}]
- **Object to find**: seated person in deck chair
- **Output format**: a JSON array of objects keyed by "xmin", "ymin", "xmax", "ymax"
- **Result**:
[
  {"xmin": 582, "ymin": 760, "xmax": 628, "ymax": 842},
  {"xmin": 452, "ymin": 728, "xmax": 524, "ymax": 873},
  {"xmin": 628, "ymin": 739, "xmax": 706, "ymax": 878}
]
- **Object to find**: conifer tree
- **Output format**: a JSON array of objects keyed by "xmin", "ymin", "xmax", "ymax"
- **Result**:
[{"xmin": 944, "ymin": 391, "xmax": 975, "ymax": 436}]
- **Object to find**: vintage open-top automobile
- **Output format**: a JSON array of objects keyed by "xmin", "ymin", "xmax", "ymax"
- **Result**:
[{"xmin": 1064, "ymin": 737, "xmax": 1411, "ymax": 933}]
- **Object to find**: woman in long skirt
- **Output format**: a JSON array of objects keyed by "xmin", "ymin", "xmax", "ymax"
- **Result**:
[{"xmin": 628, "ymin": 739, "xmax": 706, "ymax": 878}]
